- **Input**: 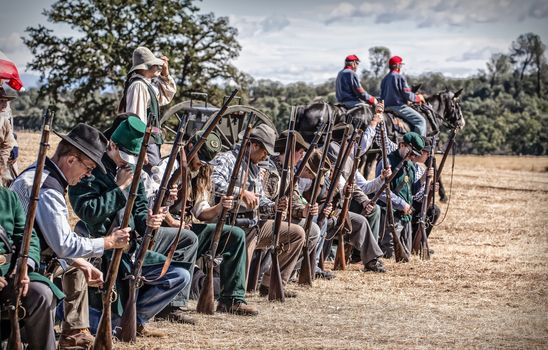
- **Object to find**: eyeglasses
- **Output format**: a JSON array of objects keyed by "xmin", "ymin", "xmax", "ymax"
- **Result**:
[{"xmin": 76, "ymin": 156, "xmax": 95, "ymax": 174}]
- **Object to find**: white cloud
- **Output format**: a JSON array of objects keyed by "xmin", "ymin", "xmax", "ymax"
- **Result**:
[
  {"xmin": 325, "ymin": 0, "xmax": 548, "ymax": 27},
  {"xmin": 0, "ymin": 32, "xmax": 25, "ymax": 54},
  {"xmin": 448, "ymin": 47, "xmax": 501, "ymax": 62}
]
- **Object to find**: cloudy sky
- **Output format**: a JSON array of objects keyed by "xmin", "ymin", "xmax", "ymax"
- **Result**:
[{"xmin": 1, "ymin": 0, "xmax": 547, "ymax": 86}]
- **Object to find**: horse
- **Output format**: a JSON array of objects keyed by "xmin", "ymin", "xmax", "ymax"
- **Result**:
[{"xmin": 295, "ymin": 88, "xmax": 466, "ymax": 200}]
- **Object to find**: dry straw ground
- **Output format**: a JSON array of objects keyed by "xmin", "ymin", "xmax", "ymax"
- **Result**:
[{"xmin": 16, "ymin": 132, "xmax": 548, "ymax": 350}]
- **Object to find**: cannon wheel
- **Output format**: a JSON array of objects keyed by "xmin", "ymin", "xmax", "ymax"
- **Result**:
[{"xmin": 161, "ymin": 101, "xmax": 276, "ymax": 149}]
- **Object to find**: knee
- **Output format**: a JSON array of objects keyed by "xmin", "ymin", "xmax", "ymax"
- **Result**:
[
  {"xmin": 229, "ymin": 226, "xmax": 246, "ymax": 246},
  {"xmin": 309, "ymin": 223, "xmax": 321, "ymax": 242},
  {"xmin": 292, "ymin": 225, "xmax": 306, "ymax": 243},
  {"xmin": 171, "ymin": 267, "xmax": 191, "ymax": 290},
  {"xmin": 25, "ymin": 281, "xmax": 54, "ymax": 310}
]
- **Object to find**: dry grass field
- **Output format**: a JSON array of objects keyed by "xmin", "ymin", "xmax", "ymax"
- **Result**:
[{"xmin": 15, "ymin": 132, "xmax": 548, "ymax": 349}]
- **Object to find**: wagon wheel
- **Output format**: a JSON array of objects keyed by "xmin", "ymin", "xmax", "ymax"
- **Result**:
[{"xmin": 161, "ymin": 101, "xmax": 276, "ymax": 149}]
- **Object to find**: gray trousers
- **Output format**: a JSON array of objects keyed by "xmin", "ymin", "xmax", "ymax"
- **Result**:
[
  {"xmin": 328, "ymin": 211, "xmax": 383, "ymax": 265},
  {"xmin": 292, "ymin": 218, "xmax": 321, "ymax": 273},
  {"xmin": 151, "ymin": 227, "xmax": 198, "ymax": 307},
  {"xmin": 1, "ymin": 281, "xmax": 57, "ymax": 350},
  {"xmin": 61, "ymin": 267, "xmax": 88, "ymax": 331},
  {"xmin": 379, "ymin": 209, "xmax": 413, "ymax": 258}
]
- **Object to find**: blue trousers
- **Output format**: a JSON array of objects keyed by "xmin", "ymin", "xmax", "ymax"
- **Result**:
[
  {"xmin": 386, "ymin": 105, "xmax": 427, "ymax": 136},
  {"xmin": 88, "ymin": 264, "xmax": 189, "ymax": 333}
]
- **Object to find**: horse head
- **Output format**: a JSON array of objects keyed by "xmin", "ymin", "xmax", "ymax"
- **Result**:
[
  {"xmin": 428, "ymin": 88, "xmax": 465, "ymax": 131},
  {"xmin": 295, "ymin": 100, "xmax": 332, "ymax": 143}
]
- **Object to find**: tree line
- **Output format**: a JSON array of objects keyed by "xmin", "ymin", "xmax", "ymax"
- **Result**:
[{"xmin": 8, "ymin": 0, "xmax": 548, "ymax": 155}]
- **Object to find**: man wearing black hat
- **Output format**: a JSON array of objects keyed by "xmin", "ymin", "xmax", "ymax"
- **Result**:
[
  {"xmin": 10, "ymin": 123, "xmax": 131, "ymax": 349},
  {"xmin": 69, "ymin": 116, "xmax": 196, "ymax": 333},
  {"xmin": 375, "ymin": 132, "xmax": 425, "ymax": 258},
  {"xmin": 211, "ymin": 124, "xmax": 305, "ymax": 297}
]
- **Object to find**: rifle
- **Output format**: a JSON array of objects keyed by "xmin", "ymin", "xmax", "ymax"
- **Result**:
[
  {"xmin": 298, "ymin": 112, "xmax": 333, "ymax": 286},
  {"xmin": 315, "ymin": 125, "xmax": 349, "ymax": 229},
  {"xmin": 333, "ymin": 129, "xmax": 364, "ymax": 270},
  {"xmin": 268, "ymin": 107, "xmax": 298, "ymax": 302},
  {"xmin": 166, "ymin": 89, "xmax": 238, "ymax": 191},
  {"xmin": 93, "ymin": 117, "xmax": 153, "ymax": 350},
  {"xmin": 118, "ymin": 116, "xmax": 188, "ymax": 342},
  {"xmin": 412, "ymin": 137, "xmax": 437, "ymax": 258},
  {"xmin": 6, "ymin": 110, "xmax": 53, "ymax": 350},
  {"xmin": 377, "ymin": 121, "xmax": 410, "ymax": 263},
  {"xmin": 196, "ymin": 112, "xmax": 255, "ymax": 314}
]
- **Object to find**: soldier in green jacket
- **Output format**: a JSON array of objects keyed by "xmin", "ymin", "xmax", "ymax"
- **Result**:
[
  {"xmin": 68, "ymin": 116, "xmax": 195, "ymax": 336},
  {"xmin": 376, "ymin": 132, "xmax": 425, "ymax": 258},
  {"xmin": 0, "ymin": 185, "xmax": 64, "ymax": 349}
]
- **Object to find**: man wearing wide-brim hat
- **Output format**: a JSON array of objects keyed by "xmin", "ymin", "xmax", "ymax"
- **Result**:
[
  {"xmin": 375, "ymin": 131, "xmax": 425, "ymax": 258},
  {"xmin": 0, "ymin": 86, "xmax": 19, "ymax": 185},
  {"xmin": 69, "ymin": 116, "xmax": 197, "ymax": 332},
  {"xmin": 118, "ymin": 46, "xmax": 177, "ymax": 169},
  {"xmin": 10, "ymin": 123, "xmax": 131, "ymax": 349},
  {"xmin": 211, "ymin": 123, "xmax": 306, "ymax": 297}
]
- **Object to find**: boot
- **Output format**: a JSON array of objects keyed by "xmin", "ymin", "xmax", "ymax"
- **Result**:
[{"xmin": 58, "ymin": 328, "xmax": 94, "ymax": 350}]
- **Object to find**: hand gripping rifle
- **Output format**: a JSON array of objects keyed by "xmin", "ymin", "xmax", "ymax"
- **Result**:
[
  {"xmin": 93, "ymin": 117, "xmax": 153, "ymax": 350},
  {"xmin": 196, "ymin": 112, "xmax": 256, "ymax": 314},
  {"xmin": 268, "ymin": 107, "xmax": 298, "ymax": 302},
  {"xmin": 412, "ymin": 137, "xmax": 437, "ymax": 259},
  {"xmin": 333, "ymin": 129, "xmax": 364, "ymax": 271},
  {"xmin": 118, "ymin": 115, "xmax": 189, "ymax": 342},
  {"xmin": 374, "ymin": 120, "xmax": 410, "ymax": 263},
  {"xmin": 7, "ymin": 109, "xmax": 53, "ymax": 350}
]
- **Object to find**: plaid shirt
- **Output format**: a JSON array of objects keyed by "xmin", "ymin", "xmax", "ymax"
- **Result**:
[{"xmin": 210, "ymin": 145, "xmax": 275, "ymax": 220}]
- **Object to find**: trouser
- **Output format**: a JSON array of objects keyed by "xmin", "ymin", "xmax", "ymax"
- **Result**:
[
  {"xmin": 135, "ymin": 265, "xmax": 189, "ymax": 325},
  {"xmin": 326, "ymin": 211, "xmax": 383, "ymax": 266},
  {"xmin": 89, "ymin": 263, "xmax": 189, "ymax": 333},
  {"xmin": 0, "ymin": 281, "xmax": 57, "ymax": 350},
  {"xmin": 193, "ymin": 223, "xmax": 247, "ymax": 304},
  {"xmin": 291, "ymin": 218, "xmax": 321, "ymax": 274},
  {"xmin": 314, "ymin": 219, "xmax": 329, "ymax": 272},
  {"xmin": 379, "ymin": 209, "xmax": 413, "ymax": 258},
  {"xmin": 386, "ymin": 105, "xmax": 427, "ymax": 136},
  {"xmin": 151, "ymin": 227, "xmax": 198, "ymax": 307},
  {"xmin": 246, "ymin": 220, "xmax": 305, "ymax": 288},
  {"xmin": 61, "ymin": 267, "xmax": 88, "ymax": 331},
  {"xmin": 350, "ymin": 200, "xmax": 382, "ymax": 242}
]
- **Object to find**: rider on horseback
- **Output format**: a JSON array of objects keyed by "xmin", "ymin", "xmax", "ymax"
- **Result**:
[
  {"xmin": 380, "ymin": 56, "xmax": 427, "ymax": 136},
  {"xmin": 336, "ymin": 55, "xmax": 378, "ymax": 110}
]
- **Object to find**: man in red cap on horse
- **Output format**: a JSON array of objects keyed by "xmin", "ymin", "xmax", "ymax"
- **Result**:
[
  {"xmin": 336, "ymin": 54, "xmax": 378, "ymax": 109},
  {"xmin": 380, "ymin": 56, "xmax": 427, "ymax": 136}
]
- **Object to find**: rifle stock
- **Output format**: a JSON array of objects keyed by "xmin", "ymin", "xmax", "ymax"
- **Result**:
[
  {"xmin": 268, "ymin": 107, "xmax": 298, "ymax": 302},
  {"xmin": 333, "ymin": 130, "xmax": 364, "ymax": 270},
  {"xmin": 7, "ymin": 109, "xmax": 53, "ymax": 350},
  {"xmin": 118, "ymin": 116, "xmax": 188, "ymax": 342},
  {"xmin": 298, "ymin": 109, "xmax": 333, "ymax": 286},
  {"xmin": 378, "ymin": 121, "xmax": 409, "ymax": 263},
  {"xmin": 196, "ymin": 112, "xmax": 256, "ymax": 314},
  {"xmin": 93, "ymin": 118, "xmax": 153, "ymax": 350},
  {"xmin": 412, "ymin": 137, "xmax": 437, "ymax": 258}
]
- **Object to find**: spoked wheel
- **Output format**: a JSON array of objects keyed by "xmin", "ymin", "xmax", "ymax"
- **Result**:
[{"xmin": 161, "ymin": 101, "xmax": 276, "ymax": 149}]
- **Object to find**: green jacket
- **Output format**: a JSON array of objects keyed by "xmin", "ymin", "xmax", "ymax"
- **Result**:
[
  {"xmin": 68, "ymin": 155, "xmax": 167, "ymax": 269},
  {"xmin": 387, "ymin": 150, "xmax": 417, "ymax": 223},
  {"xmin": 0, "ymin": 187, "xmax": 64, "ymax": 300}
]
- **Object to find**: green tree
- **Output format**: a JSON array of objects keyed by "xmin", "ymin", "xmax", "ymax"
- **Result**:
[
  {"xmin": 24, "ymin": 0, "xmax": 242, "ymax": 130},
  {"xmin": 486, "ymin": 53, "xmax": 512, "ymax": 88},
  {"xmin": 368, "ymin": 46, "xmax": 391, "ymax": 79},
  {"xmin": 510, "ymin": 33, "xmax": 545, "ymax": 96}
]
